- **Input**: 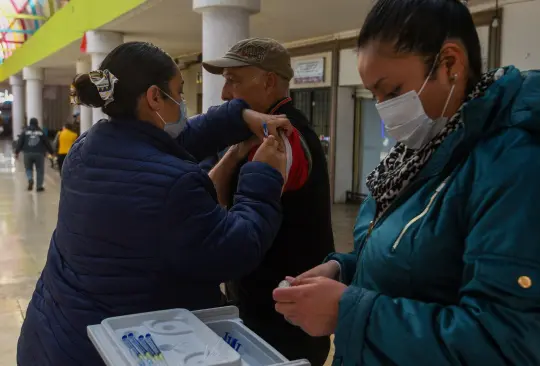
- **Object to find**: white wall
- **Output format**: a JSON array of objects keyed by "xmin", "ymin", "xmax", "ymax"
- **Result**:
[
  {"xmin": 476, "ymin": 25, "xmax": 490, "ymax": 72},
  {"xmin": 334, "ymin": 87, "xmax": 355, "ymax": 203},
  {"xmin": 339, "ymin": 48, "xmax": 362, "ymax": 86},
  {"xmin": 182, "ymin": 63, "xmax": 203, "ymax": 117},
  {"xmin": 501, "ymin": 0, "xmax": 540, "ymax": 70}
]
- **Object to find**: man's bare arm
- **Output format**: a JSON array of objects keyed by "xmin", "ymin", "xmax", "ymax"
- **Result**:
[{"xmin": 208, "ymin": 137, "xmax": 260, "ymax": 207}]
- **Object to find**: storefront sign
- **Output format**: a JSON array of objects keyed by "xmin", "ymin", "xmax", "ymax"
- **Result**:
[
  {"xmin": 293, "ymin": 58, "xmax": 325, "ymax": 84},
  {"xmin": 0, "ymin": 90, "xmax": 13, "ymax": 103}
]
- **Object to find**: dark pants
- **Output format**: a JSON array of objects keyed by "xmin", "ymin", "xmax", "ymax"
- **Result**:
[
  {"xmin": 242, "ymin": 309, "xmax": 331, "ymax": 365},
  {"xmin": 23, "ymin": 153, "xmax": 44, "ymax": 188},
  {"xmin": 57, "ymin": 154, "xmax": 67, "ymax": 175}
]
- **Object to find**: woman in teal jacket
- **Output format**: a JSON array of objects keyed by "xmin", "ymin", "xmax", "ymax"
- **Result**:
[{"xmin": 273, "ymin": 0, "xmax": 540, "ymax": 365}]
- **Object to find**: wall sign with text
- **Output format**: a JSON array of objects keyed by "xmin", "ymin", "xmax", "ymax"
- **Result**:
[{"xmin": 293, "ymin": 58, "xmax": 325, "ymax": 84}]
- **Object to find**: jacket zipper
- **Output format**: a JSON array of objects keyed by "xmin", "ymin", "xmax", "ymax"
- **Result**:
[
  {"xmin": 391, "ymin": 178, "xmax": 449, "ymax": 252},
  {"xmin": 354, "ymin": 212, "xmax": 381, "ymax": 263},
  {"xmin": 354, "ymin": 175, "xmax": 440, "ymax": 262}
]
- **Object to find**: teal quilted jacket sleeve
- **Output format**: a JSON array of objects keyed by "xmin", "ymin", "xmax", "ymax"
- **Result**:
[{"xmin": 333, "ymin": 132, "xmax": 540, "ymax": 365}]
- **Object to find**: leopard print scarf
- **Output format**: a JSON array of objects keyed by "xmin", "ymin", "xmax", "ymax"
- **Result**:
[{"xmin": 366, "ymin": 68, "xmax": 504, "ymax": 218}]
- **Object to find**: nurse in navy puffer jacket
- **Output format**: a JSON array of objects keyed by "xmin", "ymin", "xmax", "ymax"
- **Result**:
[{"xmin": 17, "ymin": 41, "xmax": 290, "ymax": 365}]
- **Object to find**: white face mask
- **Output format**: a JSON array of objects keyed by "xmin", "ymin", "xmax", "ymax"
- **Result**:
[
  {"xmin": 375, "ymin": 57, "xmax": 455, "ymax": 150},
  {"xmin": 155, "ymin": 90, "xmax": 188, "ymax": 139}
]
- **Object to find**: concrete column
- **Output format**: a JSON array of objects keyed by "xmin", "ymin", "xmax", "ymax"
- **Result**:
[
  {"xmin": 85, "ymin": 30, "xmax": 123, "ymax": 123},
  {"xmin": 9, "ymin": 75, "xmax": 24, "ymax": 140},
  {"xmin": 193, "ymin": 0, "xmax": 261, "ymax": 112},
  {"xmin": 76, "ymin": 58, "xmax": 93, "ymax": 133},
  {"xmin": 22, "ymin": 67, "xmax": 44, "ymax": 126}
]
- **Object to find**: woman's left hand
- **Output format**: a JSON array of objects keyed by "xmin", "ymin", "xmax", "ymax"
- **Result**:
[
  {"xmin": 273, "ymin": 277, "xmax": 347, "ymax": 336},
  {"xmin": 242, "ymin": 109, "xmax": 294, "ymax": 140}
]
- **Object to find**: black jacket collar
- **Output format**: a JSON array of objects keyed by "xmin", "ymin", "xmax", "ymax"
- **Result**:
[
  {"xmin": 267, "ymin": 97, "xmax": 293, "ymax": 115},
  {"xmin": 266, "ymin": 96, "xmax": 309, "ymax": 129}
]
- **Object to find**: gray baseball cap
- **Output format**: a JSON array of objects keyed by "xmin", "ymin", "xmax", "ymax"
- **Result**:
[{"xmin": 202, "ymin": 37, "xmax": 294, "ymax": 81}]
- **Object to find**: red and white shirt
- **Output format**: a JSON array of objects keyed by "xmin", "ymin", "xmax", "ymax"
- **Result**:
[{"xmin": 247, "ymin": 97, "xmax": 310, "ymax": 192}]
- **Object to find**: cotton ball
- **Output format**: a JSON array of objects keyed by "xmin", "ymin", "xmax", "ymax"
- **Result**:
[{"xmin": 278, "ymin": 280, "xmax": 291, "ymax": 288}]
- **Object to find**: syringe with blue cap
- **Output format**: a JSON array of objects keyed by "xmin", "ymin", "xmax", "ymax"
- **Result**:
[
  {"xmin": 263, "ymin": 121, "xmax": 269, "ymax": 138},
  {"xmin": 145, "ymin": 333, "xmax": 168, "ymax": 365},
  {"xmin": 139, "ymin": 334, "xmax": 168, "ymax": 365},
  {"xmin": 127, "ymin": 333, "xmax": 156, "ymax": 365},
  {"xmin": 121, "ymin": 335, "xmax": 149, "ymax": 366}
]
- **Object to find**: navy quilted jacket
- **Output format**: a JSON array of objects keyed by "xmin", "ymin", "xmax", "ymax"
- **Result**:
[{"xmin": 17, "ymin": 100, "xmax": 284, "ymax": 365}]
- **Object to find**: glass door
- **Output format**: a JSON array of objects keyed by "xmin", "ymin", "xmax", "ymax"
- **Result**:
[
  {"xmin": 290, "ymin": 88, "xmax": 331, "ymax": 161},
  {"xmin": 352, "ymin": 95, "xmax": 396, "ymax": 195}
]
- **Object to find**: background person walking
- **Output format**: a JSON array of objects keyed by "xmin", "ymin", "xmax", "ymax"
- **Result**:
[
  {"xmin": 15, "ymin": 117, "xmax": 54, "ymax": 192},
  {"xmin": 55, "ymin": 122, "xmax": 78, "ymax": 174}
]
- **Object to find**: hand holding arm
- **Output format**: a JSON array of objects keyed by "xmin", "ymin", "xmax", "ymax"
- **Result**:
[
  {"xmin": 178, "ymin": 99, "xmax": 292, "ymax": 162},
  {"xmin": 209, "ymin": 137, "xmax": 260, "ymax": 207},
  {"xmin": 242, "ymin": 109, "xmax": 293, "ymax": 140},
  {"xmin": 251, "ymin": 135, "xmax": 287, "ymax": 181}
]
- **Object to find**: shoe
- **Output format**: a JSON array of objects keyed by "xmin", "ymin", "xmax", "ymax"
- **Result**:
[
  {"xmin": 36, "ymin": 187, "xmax": 45, "ymax": 192},
  {"xmin": 27, "ymin": 180, "xmax": 34, "ymax": 191}
]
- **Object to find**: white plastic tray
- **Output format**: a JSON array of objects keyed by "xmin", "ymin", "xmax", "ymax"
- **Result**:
[{"xmin": 88, "ymin": 306, "xmax": 311, "ymax": 366}]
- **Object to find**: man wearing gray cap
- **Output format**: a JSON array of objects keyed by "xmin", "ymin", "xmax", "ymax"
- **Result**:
[{"xmin": 203, "ymin": 38, "xmax": 334, "ymax": 364}]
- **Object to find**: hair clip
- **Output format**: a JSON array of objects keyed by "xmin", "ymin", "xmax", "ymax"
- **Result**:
[
  {"xmin": 89, "ymin": 69, "xmax": 119, "ymax": 106},
  {"xmin": 69, "ymin": 83, "xmax": 80, "ymax": 105}
]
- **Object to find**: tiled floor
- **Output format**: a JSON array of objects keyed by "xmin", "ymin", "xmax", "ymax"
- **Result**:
[
  {"xmin": 0, "ymin": 139, "xmax": 359, "ymax": 366},
  {"xmin": 0, "ymin": 139, "xmax": 62, "ymax": 366}
]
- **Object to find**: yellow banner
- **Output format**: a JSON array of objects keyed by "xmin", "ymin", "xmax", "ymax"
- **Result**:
[{"xmin": 0, "ymin": 0, "xmax": 148, "ymax": 81}]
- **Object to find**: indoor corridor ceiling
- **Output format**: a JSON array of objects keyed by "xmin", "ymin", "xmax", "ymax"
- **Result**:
[{"xmin": 30, "ymin": 0, "xmax": 526, "ymax": 85}]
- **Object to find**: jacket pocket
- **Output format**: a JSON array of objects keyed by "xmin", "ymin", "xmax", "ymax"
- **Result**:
[
  {"xmin": 391, "ymin": 178, "xmax": 449, "ymax": 252},
  {"xmin": 474, "ymin": 257, "xmax": 540, "ymax": 301}
]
